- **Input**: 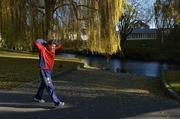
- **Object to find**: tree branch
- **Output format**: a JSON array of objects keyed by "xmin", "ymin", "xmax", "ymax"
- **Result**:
[
  {"xmin": 27, "ymin": 0, "xmax": 45, "ymax": 9},
  {"xmin": 53, "ymin": 3, "xmax": 71, "ymax": 13},
  {"xmin": 77, "ymin": 5, "xmax": 98, "ymax": 11}
]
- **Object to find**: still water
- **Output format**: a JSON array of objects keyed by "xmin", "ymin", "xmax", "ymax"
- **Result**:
[{"xmin": 59, "ymin": 53, "xmax": 180, "ymax": 77}]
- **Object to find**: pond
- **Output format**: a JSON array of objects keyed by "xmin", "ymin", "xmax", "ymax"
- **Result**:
[{"xmin": 58, "ymin": 53, "xmax": 180, "ymax": 77}]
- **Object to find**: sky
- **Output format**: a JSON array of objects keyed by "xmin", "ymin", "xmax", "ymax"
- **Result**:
[
  {"xmin": 145, "ymin": 0, "xmax": 156, "ymax": 28},
  {"xmin": 128, "ymin": 0, "xmax": 156, "ymax": 28}
]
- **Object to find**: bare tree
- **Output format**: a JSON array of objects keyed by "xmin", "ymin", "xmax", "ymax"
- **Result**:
[
  {"xmin": 117, "ymin": 0, "xmax": 154, "ymax": 56},
  {"xmin": 154, "ymin": 0, "xmax": 179, "ymax": 44},
  {"xmin": 117, "ymin": 3, "xmax": 137, "ymax": 56}
]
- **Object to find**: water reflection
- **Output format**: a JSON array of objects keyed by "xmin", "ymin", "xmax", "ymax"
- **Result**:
[
  {"xmin": 58, "ymin": 53, "xmax": 180, "ymax": 77},
  {"xmin": 121, "ymin": 61, "xmax": 161, "ymax": 77}
]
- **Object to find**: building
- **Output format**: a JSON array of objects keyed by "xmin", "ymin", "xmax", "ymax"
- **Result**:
[
  {"xmin": 127, "ymin": 21, "xmax": 157, "ymax": 40},
  {"xmin": 133, "ymin": 20, "xmax": 149, "ymax": 29},
  {"xmin": 127, "ymin": 28, "xmax": 157, "ymax": 40}
]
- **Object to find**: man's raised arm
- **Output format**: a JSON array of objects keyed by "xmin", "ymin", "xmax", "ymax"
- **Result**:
[
  {"xmin": 34, "ymin": 39, "xmax": 47, "ymax": 50},
  {"xmin": 55, "ymin": 43, "xmax": 62, "ymax": 50}
]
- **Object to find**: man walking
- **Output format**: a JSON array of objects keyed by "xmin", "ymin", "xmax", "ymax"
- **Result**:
[{"xmin": 34, "ymin": 38, "xmax": 64, "ymax": 107}]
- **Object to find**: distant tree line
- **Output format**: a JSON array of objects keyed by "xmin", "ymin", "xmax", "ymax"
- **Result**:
[{"xmin": 154, "ymin": 0, "xmax": 180, "ymax": 47}]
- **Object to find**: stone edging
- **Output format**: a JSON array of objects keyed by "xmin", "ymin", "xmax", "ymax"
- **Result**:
[{"xmin": 160, "ymin": 71, "xmax": 180, "ymax": 101}]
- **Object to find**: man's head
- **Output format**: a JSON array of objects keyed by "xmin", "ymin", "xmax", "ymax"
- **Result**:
[{"xmin": 46, "ymin": 40, "xmax": 56, "ymax": 51}]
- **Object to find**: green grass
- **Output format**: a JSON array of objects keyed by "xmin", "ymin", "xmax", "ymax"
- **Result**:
[
  {"xmin": 0, "ymin": 50, "xmax": 83, "ymax": 90},
  {"xmin": 0, "ymin": 58, "xmax": 38, "ymax": 89},
  {"xmin": 163, "ymin": 71, "xmax": 180, "ymax": 94}
]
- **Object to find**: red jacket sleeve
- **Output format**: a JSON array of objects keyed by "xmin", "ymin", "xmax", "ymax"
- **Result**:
[
  {"xmin": 55, "ymin": 44, "xmax": 61, "ymax": 50},
  {"xmin": 34, "ymin": 39, "xmax": 47, "ymax": 51}
]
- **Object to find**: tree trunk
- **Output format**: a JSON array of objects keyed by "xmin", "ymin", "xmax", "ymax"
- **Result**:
[
  {"xmin": 44, "ymin": 0, "xmax": 56, "ymax": 39},
  {"xmin": 120, "ymin": 32, "xmax": 127, "ymax": 57}
]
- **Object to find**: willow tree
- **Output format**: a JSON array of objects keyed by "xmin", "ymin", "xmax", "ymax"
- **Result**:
[
  {"xmin": 27, "ymin": 0, "xmax": 125, "ymax": 55},
  {"xmin": 0, "ymin": 0, "xmax": 27, "ymax": 50},
  {"xmin": 0, "ymin": 1, "xmax": 2, "ymax": 34},
  {"xmin": 171, "ymin": 0, "xmax": 180, "ymax": 22},
  {"xmin": 46, "ymin": 0, "xmax": 125, "ymax": 55},
  {"xmin": 87, "ymin": 0, "xmax": 124, "ymax": 55},
  {"xmin": 0, "ymin": 0, "xmax": 125, "ymax": 54}
]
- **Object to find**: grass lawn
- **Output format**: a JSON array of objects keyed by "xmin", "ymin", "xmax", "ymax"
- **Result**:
[
  {"xmin": 163, "ymin": 70, "xmax": 180, "ymax": 94},
  {"xmin": 0, "ymin": 51, "xmax": 83, "ymax": 90}
]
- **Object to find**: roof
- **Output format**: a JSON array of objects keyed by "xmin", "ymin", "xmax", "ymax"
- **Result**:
[
  {"xmin": 132, "ymin": 28, "xmax": 157, "ymax": 34},
  {"xmin": 133, "ymin": 20, "xmax": 150, "ymax": 29}
]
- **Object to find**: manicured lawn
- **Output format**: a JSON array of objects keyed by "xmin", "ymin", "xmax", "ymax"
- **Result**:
[
  {"xmin": 163, "ymin": 70, "xmax": 180, "ymax": 94},
  {"xmin": 0, "ymin": 50, "xmax": 83, "ymax": 90}
]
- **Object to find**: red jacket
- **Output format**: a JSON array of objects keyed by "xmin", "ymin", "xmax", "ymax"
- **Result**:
[{"xmin": 34, "ymin": 39, "xmax": 61, "ymax": 70}]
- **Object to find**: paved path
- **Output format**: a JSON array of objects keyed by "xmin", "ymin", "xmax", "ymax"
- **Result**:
[{"xmin": 0, "ymin": 68, "xmax": 180, "ymax": 119}]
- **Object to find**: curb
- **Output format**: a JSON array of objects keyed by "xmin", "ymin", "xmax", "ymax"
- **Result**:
[{"xmin": 160, "ymin": 71, "xmax": 180, "ymax": 101}]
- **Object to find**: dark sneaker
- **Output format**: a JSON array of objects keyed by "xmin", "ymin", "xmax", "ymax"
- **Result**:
[{"xmin": 34, "ymin": 98, "xmax": 45, "ymax": 103}]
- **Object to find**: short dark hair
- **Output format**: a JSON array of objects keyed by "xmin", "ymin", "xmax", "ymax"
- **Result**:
[{"xmin": 47, "ymin": 40, "xmax": 54, "ymax": 45}]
